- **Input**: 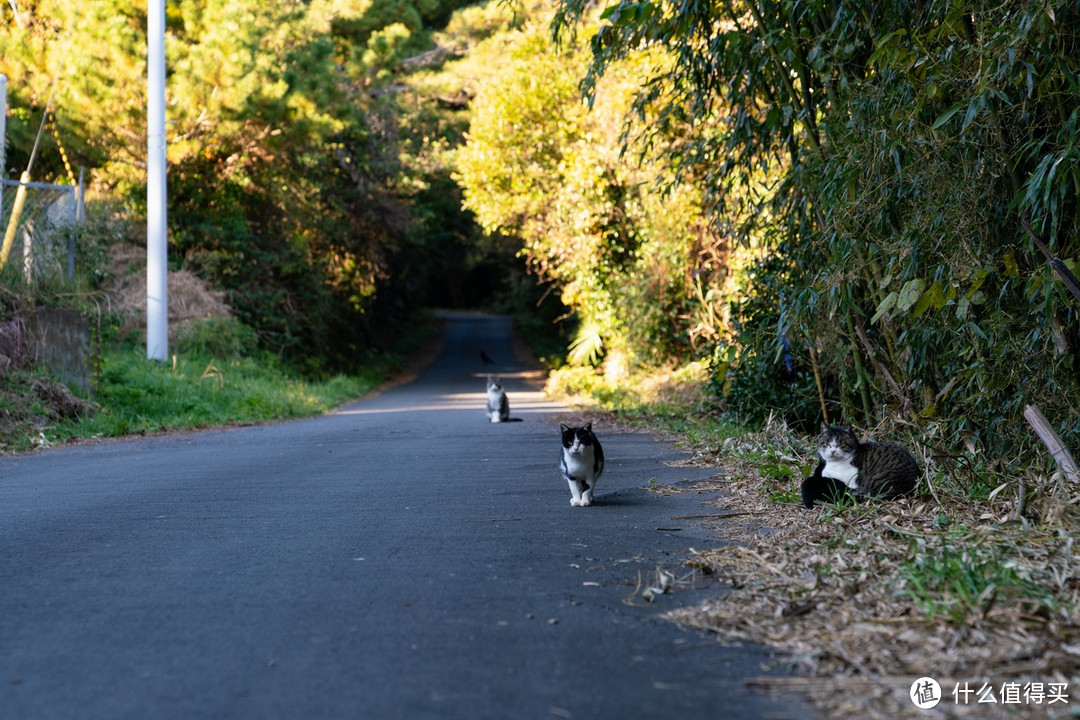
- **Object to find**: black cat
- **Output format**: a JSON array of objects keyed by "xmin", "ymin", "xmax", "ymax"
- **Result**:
[{"xmin": 801, "ymin": 424, "xmax": 919, "ymax": 508}]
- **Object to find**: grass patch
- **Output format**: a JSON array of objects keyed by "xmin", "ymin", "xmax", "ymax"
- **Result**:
[
  {"xmin": 544, "ymin": 360, "xmax": 746, "ymax": 448},
  {"xmin": 53, "ymin": 350, "xmax": 383, "ymax": 443},
  {"xmin": 897, "ymin": 530, "xmax": 1056, "ymax": 625},
  {"xmin": 1, "ymin": 314, "xmax": 436, "ymax": 453}
]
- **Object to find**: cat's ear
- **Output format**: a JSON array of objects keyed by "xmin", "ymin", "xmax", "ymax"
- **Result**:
[
  {"xmin": 820, "ymin": 421, "xmax": 830, "ymax": 433},
  {"xmin": 560, "ymin": 423, "xmax": 570, "ymax": 433},
  {"xmin": 582, "ymin": 422, "xmax": 592, "ymax": 433}
]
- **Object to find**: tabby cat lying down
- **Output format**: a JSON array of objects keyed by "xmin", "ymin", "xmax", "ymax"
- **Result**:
[{"xmin": 801, "ymin": 424, "xmax": 919, "ymax": 508}]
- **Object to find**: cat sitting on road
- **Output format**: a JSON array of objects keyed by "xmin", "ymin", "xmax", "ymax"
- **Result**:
[
  {"xmin": 560, "ymin": 422, "xmax": 605, "ymax": 507},
  {"xmin": 486, "ymin": 376, "xmax": 510, "ymax": 423},
  {"xmin": 801, "ymin": 423, "xmax": 919, "ymax": 508}
]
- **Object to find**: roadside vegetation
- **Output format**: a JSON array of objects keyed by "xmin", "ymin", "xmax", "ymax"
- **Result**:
[
  {"xmin": 0, "ymin": 263, "xmax": 432, "ymax": 453},
  {"xmin": 0, "ymin": 0, "xmax": 526, "ymax": 450},
  {"xmin": 571, "ymin": 397, "xmax": 1080, "ymax": 719},
  {"xmin": 0, "ymin": 325, "xmax": 394, "ymax": 453},
  {"xmin": 2, "ymin": 0, "xmax": 1078, "ymax": 716}
]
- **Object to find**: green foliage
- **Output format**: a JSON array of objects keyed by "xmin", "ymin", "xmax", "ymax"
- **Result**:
[
  {"xmin": 365, "ymin": 0, "xmax": 562, "ymax": 328},
  {"xmin": 0, "ymin": 318, "xmax": 382, "ymax": 452},
  {"xmin": 707, "ymin": 252, "xmax": 825, "ymax": 432},
  {"xmin": 0, "ymin": 0, "xmax": 483, "ymax": 373},
  {"xmin": 55, "ymin": 344, "xmax": 383, "ymax": 443},
  {"xmin": 898, "ymin": 533, "xmax": 1052, "ymax": 624},
  {"xmin": 551, "ymin": 0, "xmax": 1080, "ymax": 477},
  {"xmin": 457, "ymin": 17, "xmax": 721, "ymax": 369},
  {"xmin": 0, "ymin": 0, "xmax": 145, "ymax": 181},
  {"xmin": 172, "ymin": 316, "xmax": 260, "ymax": 360},
  {"xmin": 751, "ymin": 449, "xmax": 801, "ymax": 503}
]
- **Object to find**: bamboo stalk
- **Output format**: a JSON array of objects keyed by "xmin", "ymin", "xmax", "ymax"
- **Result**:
[
  {"xmin": 0, "ymin": 172, "xmax": 30, "ymax": 270},
  {"xmin": 1023, "ymin": 404, "xmax": 1080, "ymax": 488},
  {"xmin": 1020, "ymin": 216, "xmax": 1080, "ymax": 305},
  {"xmin": 844, "ymin": 314, "xmax": 875, "ymax": 425},
  {"xmin": 851, "ymin": 314, "xmax": 908, "ymax": 416},
  {"xmin": 806, "ymin": 338, "xmax": 829, "ymax": 424}
]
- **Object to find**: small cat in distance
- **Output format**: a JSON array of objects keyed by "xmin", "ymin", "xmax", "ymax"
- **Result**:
[
  {"xmin": 486, "ymin": 376, "xmax": 510, "ymax": 423},
  {"xmin": 801, "ymin": 423, "xmax": 919, "ymax": 508},
  {"xmin": 560, "ymin": 422, "xmax": 605, "ymax": 507}
]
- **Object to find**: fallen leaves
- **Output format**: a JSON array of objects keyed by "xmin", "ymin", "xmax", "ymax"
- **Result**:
[
  {"xmin": 655, "ymin": 422, "xmax": 1080, "ymax": 719},
  {"xmin": 642, "ymin": 568, "xmax": 676, "ymax": 603}
]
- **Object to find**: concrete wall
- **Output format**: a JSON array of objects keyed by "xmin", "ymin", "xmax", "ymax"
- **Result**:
[{"xmin": 26, "ymin": 308, "xmax": 98, "ymax": 397}]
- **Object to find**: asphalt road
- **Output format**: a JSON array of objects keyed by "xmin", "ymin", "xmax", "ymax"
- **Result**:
[{"xmin": 0, "ymin": 313, "xmax": 811, "ymax": 719}]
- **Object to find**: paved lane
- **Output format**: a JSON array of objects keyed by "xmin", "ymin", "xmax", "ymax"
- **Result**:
[{"xmin": 0, "ymin": 313, "xmax": 810, "ymax": 719}]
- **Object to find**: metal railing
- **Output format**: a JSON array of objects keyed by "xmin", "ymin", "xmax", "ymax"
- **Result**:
[{"xmin": 0, "ymin": 174, "xmax": 85, "ymax": 284}]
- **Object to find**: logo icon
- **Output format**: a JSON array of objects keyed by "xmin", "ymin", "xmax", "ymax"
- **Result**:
[{"xmin": 911, "ymin": 677, "xmax": 942, "ymax": 709}]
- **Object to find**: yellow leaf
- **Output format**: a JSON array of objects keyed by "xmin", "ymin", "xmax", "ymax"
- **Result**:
[{"xmin": 1003, "ymin": 252, "xmax": 1019, "ymax": 277}]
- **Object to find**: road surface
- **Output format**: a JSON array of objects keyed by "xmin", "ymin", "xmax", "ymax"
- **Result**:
[{"xmin": 0, "ymin": 313, "xmax": 810, "ymax": 719}]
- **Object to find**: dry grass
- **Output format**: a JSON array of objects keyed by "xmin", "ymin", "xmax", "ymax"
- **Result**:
[
  {"xmin": 102, "ymin": 244, "xmax": 231, "ymax": 333},
  {"xmin": 640, "ymin": 416, "xmax": 1079, "ymax": 718}
]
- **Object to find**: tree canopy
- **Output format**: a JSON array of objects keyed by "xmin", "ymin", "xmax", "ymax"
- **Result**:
[
  {"xmin": 457, "ymin": 13, "xmax": 728, "ymax": 369},
  {"xmin": 2, "ymin": 0, "xmax": 1078, "ymax": 476},
  {"xmin": 539, "ymin": 0, "xmax": 1080, "ymax": 471},
  {"xmin": 1, "ymin": 0, "xmax": 483, "ymax": 369}
]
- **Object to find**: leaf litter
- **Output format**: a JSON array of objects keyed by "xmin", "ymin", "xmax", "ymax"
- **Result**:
[{"xmin": 622, "ymin": 413, "xmax": 1080, "ymax": 718}]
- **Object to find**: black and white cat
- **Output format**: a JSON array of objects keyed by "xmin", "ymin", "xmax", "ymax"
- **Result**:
[
  {"xmin": 801, "ymin": 423, "xmax": 919, "ymax": 508},
  {"xmin": 486, "ymin": 376, "xmax": 510, "ymax": 423},
  {"xmin": 560, "ymin": 422, "xmax": 605, "ymax": 507}
]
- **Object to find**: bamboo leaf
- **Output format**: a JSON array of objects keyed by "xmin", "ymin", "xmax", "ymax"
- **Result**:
[
  {"xmin": 912, "ymin": 289, "xmax": 933, "ymax": 318},
  {"xmin": 961, "ymin": 99, "xmax": 981, "ymax": 133},
  {"xmin": 871, "ymin": 291, "xmax": 898, "ymax": 324},
  {"xmin": 599, "ymin": 3, "xmax": 622, "ymax": 21},
  {"xmin": 1004, "ymin": 253, "xmax": 1020, "ymax": 277},
  {"xmin": 932, "ymin": 102, "xmax": 965, "ymax": 130},
  {"xmin": 896, "ymin": 278, "xmax": 926, "ymax": 312},
  {"xmin": 956, "ymin": 296, "xmax": 970, "ymax": 321},
  {"xmin": 967, "ymin": 268, "xmax": 989, "ymax": 297}
]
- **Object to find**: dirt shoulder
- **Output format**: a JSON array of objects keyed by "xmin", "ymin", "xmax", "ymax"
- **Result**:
[{"xmin": 597, "ymin": 412, "xmax": 1079, "ymax": 719}]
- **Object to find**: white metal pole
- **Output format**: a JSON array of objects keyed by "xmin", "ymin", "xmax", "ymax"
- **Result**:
[
  {"xmin": 0, "ymin": 73, "xmax": 7, "ymax": 173},
  {"xmin": 146, "ymin": 0, "xmax": 168, "ymax": 361},
  {"xmin": 1, "ymin": 74, "xmax": 7, "ymax": 213}
]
